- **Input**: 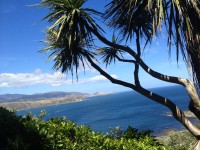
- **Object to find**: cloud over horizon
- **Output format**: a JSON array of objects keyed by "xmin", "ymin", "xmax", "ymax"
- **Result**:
[{"xmin": 0, "ymin": 69, "xmax": 117, "ymax": 88}]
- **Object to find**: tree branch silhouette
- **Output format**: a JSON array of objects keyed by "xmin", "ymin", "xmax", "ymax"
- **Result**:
[{"xmin": 84, "ymin": 52, "xmax": 200, "ymax": 140}]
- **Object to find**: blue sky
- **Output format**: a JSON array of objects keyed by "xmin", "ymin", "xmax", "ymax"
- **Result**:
[{"xmin": 0, "ymin": 0, "xmax": 191, "ymax": 95}]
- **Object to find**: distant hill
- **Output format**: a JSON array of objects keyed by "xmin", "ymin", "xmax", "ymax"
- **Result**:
[{"xmin": 0, "ymin": 92, "xmax": 89, "ymax": 102}]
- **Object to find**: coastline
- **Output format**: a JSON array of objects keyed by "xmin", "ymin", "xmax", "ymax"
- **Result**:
[
  {"xmin": 0, "ymin": 96, "xmax": 86, "ymax": 111},
  {"xmin": 0, "ymin": 92, "xmax": 116, "ymax": 111}
]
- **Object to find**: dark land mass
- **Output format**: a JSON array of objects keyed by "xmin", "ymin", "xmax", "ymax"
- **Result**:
[
  {"xmin": 0, "ymin": 91, "xmax": 115, "ymax": 110},
  {"xmin": 0, "ymin": 92, "xmax": 89, "ymax": 110},
  {"xmin": 0, "ymin": 92, "xmax": 89, "ymax": 102}
]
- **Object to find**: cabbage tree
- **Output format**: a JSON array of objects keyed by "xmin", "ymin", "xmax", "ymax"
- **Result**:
[{"xmin": 40, "ymin": 0, "xmax": 200, "ymax": 149}]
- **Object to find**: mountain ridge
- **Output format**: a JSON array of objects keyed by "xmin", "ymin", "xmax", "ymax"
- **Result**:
[{"xmin": 0, "ymin": 92, "xmax": 89, "ymax": 102}]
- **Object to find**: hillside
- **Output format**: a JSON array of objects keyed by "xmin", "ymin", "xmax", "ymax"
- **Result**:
[
  {"xmin": 0, "ymin": 91, "xmax": 117, "ymax": 110},
  {"xmin": 0, "ymin": 92, "xmax": 88, "ymax": 102},
  {"xmin": 0, "ymin": 92, "xmax": 89, "ymax": 110}
]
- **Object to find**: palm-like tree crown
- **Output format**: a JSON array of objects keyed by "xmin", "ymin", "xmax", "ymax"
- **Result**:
[
  {"xmin": 97, "ymin": 33, "xmax": 124, "ymax": 67},
  {"xmin": 40, "ymin": 0, "xmax": 102, "ymax": 79},
  {"xmin": 104, "ymin": 0, "xmax": 200, "ymax": 87},
  {"xmin": 104, "ymin": 0, "xmax": 154, "ymax": 42}
]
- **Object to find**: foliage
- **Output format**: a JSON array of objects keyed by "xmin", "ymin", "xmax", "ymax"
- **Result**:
[
  {"xmin": 96, "ymin": 33, "xmax": 124, "ymax": 67},
  {"xmin": 104, "ymin": 0, "xmax": 154, "ymax": 43},
  {"xmin": 0, "ymin": 107, "xmax": 45, "ymax": 150},
  {"xmin": 40, "ymin": 0, "xmax": 200, "ymax": 89},
  {"xmin": 40, "ymin": 0, "xmax": 102, "ymax": 80},
  {"xmin": 105, "ymin": 0, "xmax": 200, "ymax": 86},
  {"xmin": 157, "ymin": 130, "xmax": 198, "ymax": 150},
  {"xmin": 39, "ymin": 1, "xmax": 200, "ymax": 145},
  {"xmin": 0, "ymin": 107, "xmax": 167, "ymax": 150}
]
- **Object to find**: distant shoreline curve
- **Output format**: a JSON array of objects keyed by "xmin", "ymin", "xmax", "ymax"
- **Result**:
[
  {"xmin": 0, "ymin": 92, "xmax": 116, "ymax": 111},
  {"xmin": 0, "ymin": 96, "xmax": 86, "ymax": 111}
]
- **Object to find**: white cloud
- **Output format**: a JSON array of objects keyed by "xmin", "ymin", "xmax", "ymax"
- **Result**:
[
  {"xmin": 0, "ymin": 69, "xmax": 117, "ymax": 88},
  {"xmin": 78, "ymin": 75, "xmax": 117, "ymax": 84}
]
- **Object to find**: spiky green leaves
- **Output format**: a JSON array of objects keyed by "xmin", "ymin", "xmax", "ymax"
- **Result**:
[
  {"xmin": 41, "ymin": 30, "xmax": 96, "ymax": 80},
  {"xmin": 104, "ymin": 0, "xmax": 200, "ymax": 53},
  {"xmin": 104, "ymin": 0, "xmax": 154, "ymax": 42},
  {"xmin": 41, "ymin": 0, "xmax": 103, "ymax": 46},
  {"xmin": 40, "ymin": 0, "xmax": 102, "ymax": 80},
  {"xmin": 97, "ymin": 34, "xmax": 124, "ymax": 67},
  {"xmin": 104, "ymin": 0, "xmax": 200, "ymax": 87}
]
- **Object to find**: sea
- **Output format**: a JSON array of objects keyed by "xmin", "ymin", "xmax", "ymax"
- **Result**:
[{"xmin": 17, "ymin": 86, "xmax": 199, "ymax": 136}]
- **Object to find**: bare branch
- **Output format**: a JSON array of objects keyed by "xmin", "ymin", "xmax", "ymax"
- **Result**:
[
  {"xmin": 115, "ymin": 55, "xmax": 136, "ymax": 63},
  {"xmin": 84, "ymin": 52, "xmax": 135, "ymax": 89},
  {"xmin": 84, "ymin": 52, "xmax": 200, "ymax": 140},
  {"xmin": 87, "ymin": 23, "xmax": 200, "ymax": 121},
  {"xmin": 87, "ymin": 24, "xmax": 187, "ymax": 86},
  {"xmin": 137, "ymin": 86, "xmax": 200, "ymax": 140},
  {"xmin": 134, "ymin": 30, "xmax": 141, "ymax": 86}
]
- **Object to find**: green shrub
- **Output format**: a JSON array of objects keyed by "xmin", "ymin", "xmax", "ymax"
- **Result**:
[
  {"xmin": 0, "ymin": 107, "xmax": 167, "ymax": 150},
  {"xmin": 157, "ymin": 130, "xmax": 197, "ymax": 150}
]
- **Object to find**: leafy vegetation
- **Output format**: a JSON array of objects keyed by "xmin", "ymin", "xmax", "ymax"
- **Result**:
[
  {"xmin": 0, "ymin": 107, "xmax": 167, "ymax": 150},
  {"xmin": 157, "ymin": 129, "xmax": 198, "ymax": 150},
  {"xmin": 39, "ymin": 1, "xmax": 200, "ymax": 148}
]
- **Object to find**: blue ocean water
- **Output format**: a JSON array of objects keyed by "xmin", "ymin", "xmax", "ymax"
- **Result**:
[{"xmin": 17, "ymin": 86, "xmax": 199, "ymax": 135}]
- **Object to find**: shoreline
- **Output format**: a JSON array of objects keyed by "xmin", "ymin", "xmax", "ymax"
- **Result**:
[
  {"xmin": 0, "ymin": 92, "xmax": 116, "ymax": 111},
  {"xmin": 0, "ymin": 96, "xmax": 86, "ymax": 111}
]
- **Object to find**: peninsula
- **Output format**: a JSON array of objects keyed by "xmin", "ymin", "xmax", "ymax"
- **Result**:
[
  {"xmin": 0, "ymin": 92, "xmax": 88, "ymax": 111},
  {"xmin": 0, "ymin": 91, "xmax": 115, "ymax": 111}
]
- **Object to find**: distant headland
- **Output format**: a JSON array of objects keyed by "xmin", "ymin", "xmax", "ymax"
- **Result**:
[{"xmin": 0, "ymin": 91, "xmax": 116, "ymax": 111}]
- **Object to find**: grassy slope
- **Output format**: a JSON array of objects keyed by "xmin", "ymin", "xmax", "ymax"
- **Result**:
[
  {"xmin": 156, "ymin": 125, "xmax": 200, "ymax": 150},
  {"xmin": 0, "ymin": 96, "xmax": 85, "ymax": 110}
]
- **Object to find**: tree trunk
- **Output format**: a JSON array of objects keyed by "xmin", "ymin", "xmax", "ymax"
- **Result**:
[
  {"xmin": 181, "ymin": 79, "xmax": 200, "ymax": 120},
  {"xmin": 84, "ymin": 52, "xmax": 200, "ymax": 140},
  {"xmin": 189, "ymin": 47, "xmax": 200, "ymax": 89},
  {"xmin": 190, "ymin": 140, "xmax": 200, "ymax": 150},
  {"xmin": 189, "ymin": 100, "xmax": 200, "ymax": 120},
  {"xmin": 85, "ymin": 25, "xmax": 200, "ymax": 145}
]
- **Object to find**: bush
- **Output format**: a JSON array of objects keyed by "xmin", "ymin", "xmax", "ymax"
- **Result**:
[
  {"xmin": 156, "ymin": 130, "xmax": 197, "ymax": 150},
  {"xmin": 0, "ymin": 107, "xmax": 167, "ymax": 150}
]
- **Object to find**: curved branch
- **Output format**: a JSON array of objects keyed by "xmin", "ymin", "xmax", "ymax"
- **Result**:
[
  {"xmin": 115, "ymin": 55, "xmax": 136, "ymax": 63},
  {"xmin": 138, "ymin": 86, "xmax": 200, "ymax": 140},
  {"xmin": 87, "ymin": 24, "xmax": 200, "ymax": 119},
  {"xmin": 84, "ymin": 52, "xmax": 200, "ymax": 140},
  {"xmin": 87, "ymin": 24, "xmax": 187, "ymax": 86},
  {"xmin": 84, "ymin": 53, "xmax": 135, "ymax": 89}
]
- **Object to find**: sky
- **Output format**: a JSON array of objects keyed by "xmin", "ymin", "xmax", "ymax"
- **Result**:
[{"xmin": 0, "ymin": 0, "xmax": 191, "ymax": 95}]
